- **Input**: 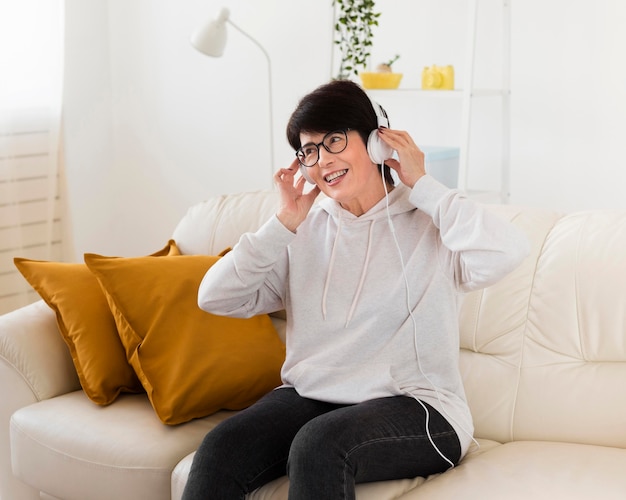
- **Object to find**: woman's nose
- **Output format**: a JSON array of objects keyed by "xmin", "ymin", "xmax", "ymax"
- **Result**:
[{"xmin": 317, "ymin": 146, "xmax": 332, "ymax": 166}]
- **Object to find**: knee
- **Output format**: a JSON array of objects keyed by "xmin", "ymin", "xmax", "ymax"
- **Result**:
[
  {"xmin": 192, "ymin": 419, "xmax": 241, "ymax": 473},
  {"xmin": 288, "ymin": 418, "xmax": 342, "ymax": 473}
]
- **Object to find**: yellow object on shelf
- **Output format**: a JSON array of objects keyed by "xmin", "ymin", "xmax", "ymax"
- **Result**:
[
  {"xmin": 360, "ymin": 72, "xmax": 403, "ymax": 89},
  {"xmin": 421, "ymin": 65, "xmax": 455, "ymax": 90}
]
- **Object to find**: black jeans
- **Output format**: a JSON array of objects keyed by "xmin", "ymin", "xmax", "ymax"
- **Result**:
[{"xmin": 182, "ymin": 387, "xmax": 460, "ymax": 500}]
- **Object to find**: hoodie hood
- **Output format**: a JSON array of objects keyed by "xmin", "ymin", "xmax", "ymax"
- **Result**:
[{"xmin": 318, "ymin": 184, "xmax": 416, "ymax": 222}]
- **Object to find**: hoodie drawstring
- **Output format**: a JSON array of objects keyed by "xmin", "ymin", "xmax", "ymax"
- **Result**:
[
  {"xmin": 321, "ymin": 215, "xmax": 342, "ymax": 320},
  {"xmin": 345, "ymin": 219, "xmax": 376, "ymax": 327}
]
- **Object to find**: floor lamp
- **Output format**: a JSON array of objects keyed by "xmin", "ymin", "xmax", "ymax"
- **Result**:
[{"xmin": 191, "ymin": 7, "xmax": 275, "ymax": 189}]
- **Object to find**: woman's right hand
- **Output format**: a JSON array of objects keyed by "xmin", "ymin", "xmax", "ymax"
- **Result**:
[
  {"xmin": 377, "ymin": 128, "xmax": 426, "ymax": 189},
  {"xmin": 274, "ymin": 158, "xmax": 321, "ymax": 232}
]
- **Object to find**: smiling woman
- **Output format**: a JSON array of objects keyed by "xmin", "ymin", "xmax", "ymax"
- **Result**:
[
  {"xmin": 183, "ymin": 79, "xmax": 529, "ymax": 499},
  {"xmin": 0, "ymin": 0, "xmax": 64, "ymax": 315}
]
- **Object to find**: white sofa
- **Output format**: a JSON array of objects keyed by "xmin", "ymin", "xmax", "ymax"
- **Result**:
[{"xmin": 2, "ymin": 189, "xmax": 626, "ymax": 500}]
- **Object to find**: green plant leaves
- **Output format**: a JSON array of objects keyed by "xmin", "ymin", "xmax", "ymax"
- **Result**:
[{"xmin": 333, "ymin": 0, "xmax": 381, "ymax": 79}]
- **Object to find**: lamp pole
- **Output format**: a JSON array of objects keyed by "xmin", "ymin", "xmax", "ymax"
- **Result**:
[
  {"xmin": 191, "ymin": 8, "xmax": 275, "ymax": 189},
  {"xmin": 225, "ymin": 19, "xmax": 274, "ymax": 187}
]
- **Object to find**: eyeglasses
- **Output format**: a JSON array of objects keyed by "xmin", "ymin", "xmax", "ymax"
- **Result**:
[{"xmin": 296, "ymin": 129, "xmax": 349, "ymax": 167}]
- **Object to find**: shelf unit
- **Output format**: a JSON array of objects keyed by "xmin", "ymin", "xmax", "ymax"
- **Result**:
[{"xmin": 333, "ymin": 0, "xmax": 511, "ymax": 203}]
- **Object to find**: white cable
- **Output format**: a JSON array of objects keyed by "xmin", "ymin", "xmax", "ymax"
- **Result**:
[{"xmin": 381, "ymin": 168, "xmax": 478, "ymax": 467}]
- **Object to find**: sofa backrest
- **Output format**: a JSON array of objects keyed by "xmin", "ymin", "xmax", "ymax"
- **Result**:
[
  {"xmin": 172, "ymin": 190, "xmax": 280, "ymax": 256},
  {"xmin": 459, "ymin": 206, "xmax": 626, "ymax": 449},
  {"xmin": 173, "ymin": 191, "xmax": 626, "ymax": 449}
]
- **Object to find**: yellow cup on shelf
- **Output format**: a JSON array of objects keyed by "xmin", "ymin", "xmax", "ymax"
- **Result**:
[{"xmin": 359, "ymin": 72, "xmax": 403, "ymax": 89}]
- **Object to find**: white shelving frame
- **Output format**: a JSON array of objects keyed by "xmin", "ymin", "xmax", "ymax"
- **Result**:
[{"xmin": 458, "ymin": 0, "xmax": 511, "ymax": 203}]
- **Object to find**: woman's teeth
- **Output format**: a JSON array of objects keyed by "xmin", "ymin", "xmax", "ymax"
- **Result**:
[{"xmin": 325, "ymin": 170, "xmax": 347, "ymax": 183}]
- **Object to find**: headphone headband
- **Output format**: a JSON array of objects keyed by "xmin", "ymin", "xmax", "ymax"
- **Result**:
[{"xmin": 365, "ymin": 93, "xmax": 390, "ymax": 129}]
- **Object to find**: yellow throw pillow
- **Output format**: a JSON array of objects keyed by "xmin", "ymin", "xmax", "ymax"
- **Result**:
[
  {"xmin": 13, "ymin": 240, "xmax": 180, "ymax": 406},
  {"xmin": 84, "ymin": 253, "xmax": 286, "ymax": 425}
]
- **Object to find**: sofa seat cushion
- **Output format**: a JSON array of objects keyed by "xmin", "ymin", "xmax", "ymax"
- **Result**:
[
  {"xmin": 397, "ymin": 440, "xmax": 626, "ymax": 499},
  {"xmin": 171, "ymin": 440, "xmax": 501, "ymax": 499},
  {"xmin": 10, "ymin": 390, "xmax": 235, "ymax": 500},
  {"xmin": 171, "ymin": 452, "xmax": 430, "ymax": 500}
]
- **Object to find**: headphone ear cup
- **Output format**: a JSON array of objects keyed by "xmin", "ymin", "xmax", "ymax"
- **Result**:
[
  {"xmin": 367, "ymin": 129, "xmax": 393, "ymax": 164},
  {"xmin": 300, "ymin": 164, "xmax": 315, "ymax": 184}
]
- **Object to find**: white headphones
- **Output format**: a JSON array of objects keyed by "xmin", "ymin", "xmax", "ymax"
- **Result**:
[
  {"xmin": 366, "ymin": 95, "xmax": 393, "ymax": 164},
  {"xmin": 300, "ymin": 94, "xmax": 394, "ymax": 184}
]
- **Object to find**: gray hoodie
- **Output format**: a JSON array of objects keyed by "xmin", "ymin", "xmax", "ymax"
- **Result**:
[{"xmin": 198, "ymin": 175, "xmax": 529, "ymax": 457}]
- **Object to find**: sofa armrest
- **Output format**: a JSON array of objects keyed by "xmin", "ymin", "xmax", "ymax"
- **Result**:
[
  {"xmin": 1, "ymin": 300, "xmax": 80, "ymax": 500},
  {"xmin": 0, "ymin": 300, "xmax": 80, "ymax": 400}
]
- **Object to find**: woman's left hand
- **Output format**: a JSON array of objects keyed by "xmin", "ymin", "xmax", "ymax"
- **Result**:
[{"xmin": 377, "ymin": 128, "xmax": 426, "ymax": 188}]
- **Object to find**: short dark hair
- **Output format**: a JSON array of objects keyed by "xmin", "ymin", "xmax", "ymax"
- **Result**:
[{"xmin": 286, "ymin": 80, "xmax": 394, "ymax": 185}]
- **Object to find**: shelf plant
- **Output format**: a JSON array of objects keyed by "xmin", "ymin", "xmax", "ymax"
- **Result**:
[
  {"xmin": 333, "ymin": 0, "xmax": 381, "ymax": 80},
  {"xmin": 376, "ymin": 54, "xmax": 400, "ymax": 72}
]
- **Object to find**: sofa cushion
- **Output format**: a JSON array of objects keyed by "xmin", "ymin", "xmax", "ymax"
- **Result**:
[
  {"xmin": 396, "ymin": 440, "xmax": 626, "ymax": 499},
  {"xmin": 171, "ymin": 440, "xmax": 502, "ymax": 499},
  {"xmin": 459, "ymin": 208, "xmax": 626, "ymax": 448},
  {"xmin": 12, "ymin": 241, "xmax": 179, "ymax": 406},
  {"xmin": 10, "ymin": 391, "xmax": 234, "ymax": 500},
  {"xmin": 171, "ymin": 452, "xmax": 430, "ymax": 500},
  {"xmin": 172, "ymin": 190, "xmax": 280, "ymax": 256},
  {"xmin": 84, "ymin": 253, "xmax": 286, "ymax": 425}
]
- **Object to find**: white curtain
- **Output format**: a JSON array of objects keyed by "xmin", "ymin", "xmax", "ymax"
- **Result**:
[{"xmin": 0, "ymin": 0, "xmax": 65, "ymax": 314}]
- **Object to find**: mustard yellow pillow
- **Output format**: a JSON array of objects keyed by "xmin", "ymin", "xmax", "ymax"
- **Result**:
[
  {"xmin": 84, "ymin": 253, "xmax": 285, "ymax": 425},
  {"xmin": 13, "ymin": 240, "xmax": 180, "ymax": 406}
]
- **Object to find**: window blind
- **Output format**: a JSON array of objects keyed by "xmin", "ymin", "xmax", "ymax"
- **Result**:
[{"xmin": 0, "ymin": 107, "xmax": 63, "ymax": 314}]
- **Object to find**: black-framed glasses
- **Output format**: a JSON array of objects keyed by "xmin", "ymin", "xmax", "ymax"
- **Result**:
[{"xmin": 296, "ymin": 129, "xmax": 349, "ymax": 167}]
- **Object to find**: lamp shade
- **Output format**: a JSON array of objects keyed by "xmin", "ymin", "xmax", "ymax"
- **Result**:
[{"xmin": 190, "ymin": 7, "xmax": 230, "ymax": 57}]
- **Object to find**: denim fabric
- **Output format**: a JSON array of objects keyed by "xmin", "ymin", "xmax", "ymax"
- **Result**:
[{"xmin": 182, "ymin": 387, "xmax": 460, "ymax": 500}]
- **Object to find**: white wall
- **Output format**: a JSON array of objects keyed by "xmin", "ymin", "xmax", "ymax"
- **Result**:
[
  {"xmin": 62, "ymin": 0, "xmax": 626, "ymax": 259},
  {"xmin": 511, "ymin": 1, "xmax": 626, "ymax": 211},
  {"xmin": 63, "ymin": 0, "xmax": 117, "ymax": 258},
  {"xmin": 64, "ymin": 0, "xmax": 333, "ymax": 258}
]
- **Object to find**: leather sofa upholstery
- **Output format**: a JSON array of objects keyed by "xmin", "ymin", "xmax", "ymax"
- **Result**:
[{"xmin": 2, "ymin": 189, "xmax": 626, "ymax": 500}]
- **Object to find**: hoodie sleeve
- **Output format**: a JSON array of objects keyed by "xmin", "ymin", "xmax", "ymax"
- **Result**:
[
  {"xmin": 409, "ymin": 175, "xmax": 530, "ymax": 292},
  {"xmin": 197, "ymin": 214, "xmax": 295, "ymax": 318}
]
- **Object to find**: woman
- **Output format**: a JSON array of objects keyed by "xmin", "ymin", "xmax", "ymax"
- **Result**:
[{"xmin": 183, "ymin": 80, "xmax": 528, "ymax": 499}]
